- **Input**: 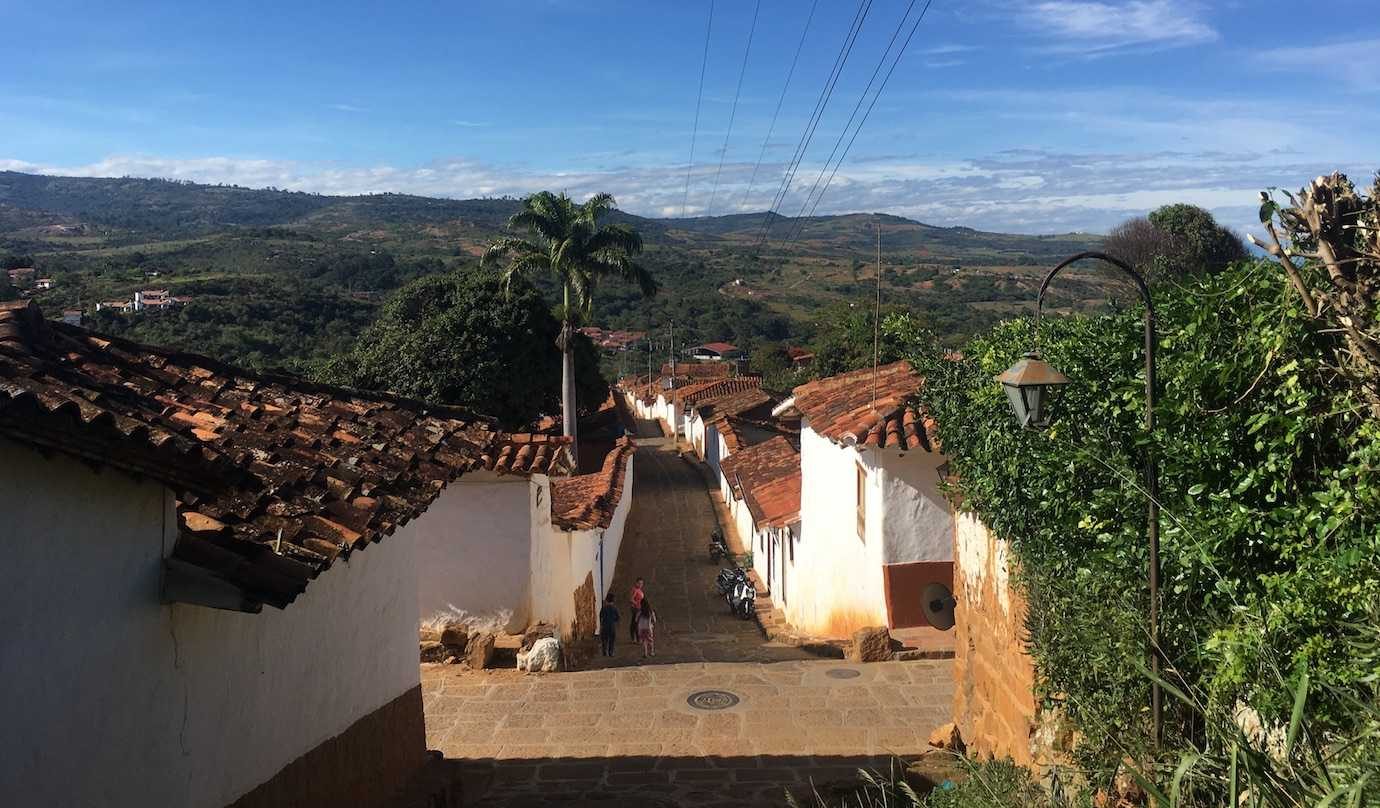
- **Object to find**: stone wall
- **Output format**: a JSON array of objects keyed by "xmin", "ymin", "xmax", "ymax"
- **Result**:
[{"xmin": 951, "ymin": 512, "xmax": 1038, "ymax": 765}]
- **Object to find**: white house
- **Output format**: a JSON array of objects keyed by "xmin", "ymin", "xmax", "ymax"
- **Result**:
[
  {"xmin": 744, "ymin": 469, "xmax": 802, "ymax": 612},
  {"xmin": 685, "ymin": 341, "xmax": 740, "ymax": 361},
  {"xmin": 0, "ymin": 299, "xmax": 492, "ymax": 808},
  {"xmin": 676, "ymin": 378, "xmax": 767, "ymax": 457},
  {"xmin": 772, "ymin": 360, "xmax": 954, "ymax": 638},
  {"xmin": 412, "ymin": 436, "xmax": 635, "ymax": 641},
  {"xmin": 717, "ymin": 435, "xmax": 800, "ymax": 559}
]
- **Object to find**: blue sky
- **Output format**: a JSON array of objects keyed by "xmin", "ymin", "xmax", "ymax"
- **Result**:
[{"xmin": 1, "ymin": 0, "xmax": 1376, "ymax": 234}]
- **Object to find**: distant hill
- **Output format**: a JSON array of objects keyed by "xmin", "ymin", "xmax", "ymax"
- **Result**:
[{"xmin": 0, "ymin": 170, "xmax": 1107, "ymax": 373}]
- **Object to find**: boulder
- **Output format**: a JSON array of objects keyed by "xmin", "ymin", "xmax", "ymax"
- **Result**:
[
  {"xmin": 516, "ymin": 637, "xmax": 562, "ymax": 673},
  {"xmin": 847, "ymin": 625, "xmax": 892, "ymax": 663},
  {"xmin": 419, "ymin": 640, "xmax": 446, "ymax": 663},
  {"xmin": 466, "ymin": 631, "xmax": 496, "ymax": 670},
  {"xmin": 440, "ymin": 625, "xmax": 470, "ymax": 651},
  {"xmin": 520, "ymin": 622, "xmax": 557, "ymax": 653},
  {"xmin": 419, "ymin": 626, "xmax": 441, "ymax": 643},
  {"xmin": 926, "ymin": 722, "xmax": 965, "ymax": 753}
]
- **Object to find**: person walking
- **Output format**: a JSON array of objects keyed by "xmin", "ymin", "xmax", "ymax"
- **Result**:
[
  {"xmin": 598, "ymin": 593, "xmax": 620, "ymax": 657},
  {"xmin": 637, "ymin": 598, "xmax": 657, "ymax": 658},
  {"xmin": 629, "ymin": 577, "xmax": 645, "ymax": 643}
]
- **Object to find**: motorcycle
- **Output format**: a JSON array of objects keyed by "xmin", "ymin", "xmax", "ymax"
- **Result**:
[
  {"xmin": 716, "ymin": 566, "xmax": 745, "ymax": 596},
  {"xmin": 708, "ymin": 528, "xmax": 729, "ymax": 563},
  {"xmin": 732, "ymin": 577, "xmax": 756, "ymax": 619}
]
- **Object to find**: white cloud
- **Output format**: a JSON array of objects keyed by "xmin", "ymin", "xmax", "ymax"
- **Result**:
[
  {"xmin": 4, "ymin": 148, "xmax": 1359, "ymax": 238},
  {"xmin": 328, "ymin": 103, "xmax": 367, "ymax": 113},
  {"xmin": 452, "ymin": 120, "xmax": 490, "ymax": 127},
  {"xmin": 1015, "ymin": 0, "xmax": 1218, "ymax": 55},
  {"xmin": 1259, "ymin": 38, "xmax": 1380, "ymax": 92}
]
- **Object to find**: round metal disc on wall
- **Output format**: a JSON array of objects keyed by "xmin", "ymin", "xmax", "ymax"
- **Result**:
[
  {"xmin": 923, "ymin": 582, "xmax": 957, "ymax": 631},
  {"xmin": 686, "ymin": 690, "xmax": 741, "ymax": 710}
]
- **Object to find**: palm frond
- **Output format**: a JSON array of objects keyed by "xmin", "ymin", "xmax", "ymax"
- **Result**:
[
  {"xmin": 587, "ymin": 223, "xmax": 644, "ymax": 257},
  {"xmin": 581, "ymin": 192, "xmax": 616, "ymax": 222}
]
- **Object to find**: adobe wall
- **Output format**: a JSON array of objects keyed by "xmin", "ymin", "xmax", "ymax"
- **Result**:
[{"xmin": 951, "ymin": 512, "xmax": 1038, "ymax": 765}]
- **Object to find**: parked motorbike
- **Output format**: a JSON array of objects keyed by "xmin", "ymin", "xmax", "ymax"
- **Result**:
[
  {"xmin": 732, "ymin": 578, "xmax": 756, "ymax": 619},
  {"xmin": 716, "ymin": 566, "xmax": 745, "ymax": 596},
  {"xmin": 715, "ymin": 566, "xmax": 756, "ymax": 619},
  {"xmin": 708, "ymin": 528, "xmax": 729, "ymax": 563}
]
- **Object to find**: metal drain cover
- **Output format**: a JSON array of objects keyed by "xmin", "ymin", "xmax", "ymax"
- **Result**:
[
  {"xmin": 826, "ymin": 668, "xmax": 862, "ymax": 679},
  {"xmin": 687, "ymin": 690, "xmax": 741, "ymax": 710}
]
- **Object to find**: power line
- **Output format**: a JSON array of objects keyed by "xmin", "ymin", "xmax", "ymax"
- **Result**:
[
  {"xmin": 782, "ymin": 0, "xmax": 920, "ymax": 244},
  {"xmin": 792, "ymin": 0, "xmax": 936, "ymax": 242},
  {"xmin": 757, "ymin": 0, "xmax": 871, "ymax": 246},
  {"xmin": 755, "ymin": 0, "xmax": 873, "ymax": 247},
  {"xmin": 739, "ymin": 0, "xmax": 818, "ymax": 215},
  {"xmin": 680, "ymin": 0, "xmax": 716, "ymax": 220},
  {"xmin": 707, "ymin": 0, "xmax": 761, "ymax": 218}
]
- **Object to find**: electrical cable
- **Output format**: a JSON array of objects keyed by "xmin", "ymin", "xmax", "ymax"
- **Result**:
[
  {"xmin": 680, "ymin": 0, "xmax": 716, "ymax": 219},
  {"xmin": 739, "ymin": 0, "xmax": 818, "ymax": 216},
  {"xmin": 707, "ymin": 0, "xmax": 761, "ymax": 218}
]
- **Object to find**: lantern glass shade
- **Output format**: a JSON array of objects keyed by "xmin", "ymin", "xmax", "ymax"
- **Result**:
[{"xmin": 995, "ymin": 353, "xmax": 1071, "ymax": 430}]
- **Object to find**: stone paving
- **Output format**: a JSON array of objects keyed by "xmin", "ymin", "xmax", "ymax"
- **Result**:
[{"xmin": 423, "ymin": 426, "xmax": 955, "ymax": 806}]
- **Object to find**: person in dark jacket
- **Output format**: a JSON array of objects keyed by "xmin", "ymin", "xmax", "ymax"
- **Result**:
[{"xmin": 599, "ymin": 593, "xmax": 620, "ymax": 656}]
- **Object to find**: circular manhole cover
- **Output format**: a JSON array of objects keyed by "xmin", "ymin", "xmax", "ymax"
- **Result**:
[
  {"xmin": 826, "ymin": 668, "xmax": 862, "ymax": 679},
  {"xmin": 687, "ymin": 689, "xmax": 741, "ymax": 710}
]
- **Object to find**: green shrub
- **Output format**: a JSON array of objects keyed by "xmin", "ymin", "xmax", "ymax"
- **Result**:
[{"xmin": 896, "ymin": 259, "xmax": 1380, "ymax": 770}]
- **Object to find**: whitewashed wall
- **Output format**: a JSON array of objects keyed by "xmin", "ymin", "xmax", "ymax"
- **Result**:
[
  {"xmin": 786, "ymin": 425, "xmax": 891, "ymax": 636},
  {"xmin": 528, "ymin": 456, "xmax": 635, "ymax": 638},
  {"xmin": 0, "ymin": 439, "xmax": 419, "ymax": 808},
  {"xmin": 411, "ymin": 472, "xmax": 532, "ymax": 631},
  {"xmin": 878, "ymin": 450, "xmax": 952, "ymax": 564}
]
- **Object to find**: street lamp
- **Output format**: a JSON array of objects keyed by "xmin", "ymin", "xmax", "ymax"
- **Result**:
[{"xmin": 996, "ymin": 250, "xmax": 1162, "ymax": 745}]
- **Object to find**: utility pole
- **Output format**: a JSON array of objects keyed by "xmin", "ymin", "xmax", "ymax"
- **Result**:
[
  {"xmin": 873, "ymin": 218, "xmax": 882, "ymax": 406},
  {"xmin": 668, "ymin": 320, "xmax": 677, "ymax": 439}
]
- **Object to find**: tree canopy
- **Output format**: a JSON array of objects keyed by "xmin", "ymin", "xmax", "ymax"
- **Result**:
[
  {"xmin": 322, "ymin": 267, "xmax": 606, "ymax": 428},
  {"xmin": 1104, "ymin": 203, "xmax": 1247, "ymax": 281}
]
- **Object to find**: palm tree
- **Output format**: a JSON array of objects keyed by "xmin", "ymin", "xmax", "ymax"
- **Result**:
[{"xmin": 482, "ymin": 191, "xmax": 657, "ymax": 454}]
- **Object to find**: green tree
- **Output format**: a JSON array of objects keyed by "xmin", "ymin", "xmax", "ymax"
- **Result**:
[
  {"xmin": 809, "ymin": 303, "xmax": 906, "ymax": 378},
  {"xmin": 322, "ymin": 268, "xmax": 605, "ymax": 428},
  {"xmin": 1105, "ymin": 204, "xmax": 1247, "ymax": 281},
  {"xmin": 482, "ymin": 191, "xmax": 656, "ymax": 450}
]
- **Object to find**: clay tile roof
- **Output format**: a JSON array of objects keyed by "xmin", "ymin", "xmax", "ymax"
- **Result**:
[
  {"xmin": 550, "ymin": 437, "xmax": 635, "ymax": 530},
  {"xmin": 0, "ymin": 300, "xmax": 502, "ymax": 609},
  {"xmin": 677, "ymin": 377, "xmax": 761, "ymax": 409},
  {"xmin": 791, "ymin": 360, "xmax": 933, "ymax": 452},
  {"xmin": 718, "ymin": 434, "xmax": 799, "ymax": 504},
  {"xmin": 483, "ymin": 432, "xmax": 573, "ymax": 477},
  {"xmin": 746, "ymin": 469, "xmax": 801, "ymax": 528},
  {"xmin": 700, "ymin": 386, "xmax": 774, "ymax": 423},
  {"xmin": 660, "ymin": 361, "xmax": 731, "ymax": 380},
  {"xmin": 698, "ymin": 342, "xmax": 738, "ymax": 354}
]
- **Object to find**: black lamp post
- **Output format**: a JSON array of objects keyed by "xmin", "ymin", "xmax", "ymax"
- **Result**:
[{"xmin": 996, "ymin": 250, "xmax": 1162, "ymax": 745}]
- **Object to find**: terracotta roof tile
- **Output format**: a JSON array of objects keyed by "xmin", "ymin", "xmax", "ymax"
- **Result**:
[
  {"xmin": 718, "ymin": 434, "xmax": 799, "ymax": 504},
  {"xmin": 790, "ymin": 360, "xmax": 933, "ymax": 452},
  {"xmin": 677, "ymin": 377, "xmax": 761, "ymax": 409},
  {"xmin": 746, "ymin": 469, "xmax": 801, "ymax": 528},
  {"xmin": 660, "ymin": 362, "xmax": 732, "ymax": 380},
  {"xmin": 484, "ymin": 432, "xmax": 573, "ymax": 476},
  {"xmin": 0, "ymin": 300, "xmax": 504, "ymax": 609},
  {"xmin": 550, "ymin": 437, "xmax": 634, "ymax": 530},
  {"xmin": 699, "ymin": 386, "xmax": 774, "ymax": 423}
]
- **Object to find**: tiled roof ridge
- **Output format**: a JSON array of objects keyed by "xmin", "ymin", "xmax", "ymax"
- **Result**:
[
  {"xmin": 550, "ymin": 436, "xmax": 635, "ymax": 530},
  {"xmin": 678, "ymin": 376, "xmax": 761, "ymax": 409},
  {"xmin": 0, "ymin": 300, "xmax": 517, "ymax": 609},
  {"xmin": 791, "ymin": 360, "xmax": 933, "ymax": 452}
]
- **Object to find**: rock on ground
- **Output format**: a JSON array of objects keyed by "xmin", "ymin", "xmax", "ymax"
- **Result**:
[
  {"xmin": 847, "ymin": 625, "xmax": 893, "ymax": 663},
  {"xmin": 466, "ymin": 631, "xmax": 496, "ymax": 670},
  {"xmin": 516, "ymin": 637, "xmax": 562, "ymax": 673},
  {"xmin": 520, "ymin": 622, "xmax": 557, "ymax": 653},
  {"xmin": 440, "ymin": 625, "xmax": 470, "ymax": 652}
]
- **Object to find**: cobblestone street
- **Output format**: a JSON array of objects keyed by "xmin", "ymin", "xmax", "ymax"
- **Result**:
[{"xmin": 425, "ymin": 427, "xmax": 955, "ymax": 807}]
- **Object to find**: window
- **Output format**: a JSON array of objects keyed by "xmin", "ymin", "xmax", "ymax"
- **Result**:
[{"xmin": 856, "ymin": 463, "xmax": 867, "ymax": 541}]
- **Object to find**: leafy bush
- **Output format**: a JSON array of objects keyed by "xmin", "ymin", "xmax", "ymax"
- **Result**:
[{"xmin": 898, "ymin": 259, "xmax": 1380, "ymax": 770}]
